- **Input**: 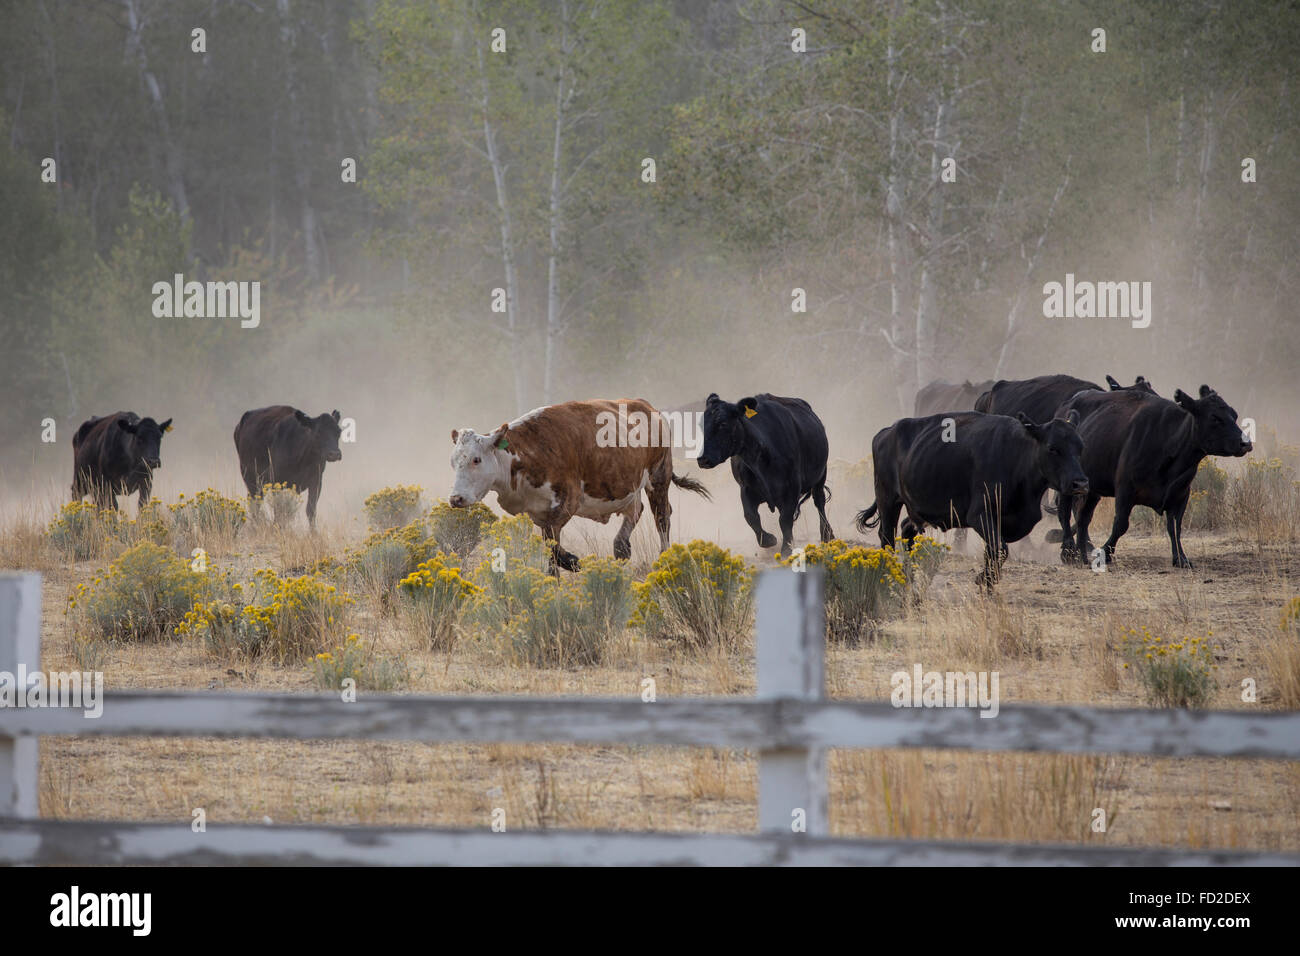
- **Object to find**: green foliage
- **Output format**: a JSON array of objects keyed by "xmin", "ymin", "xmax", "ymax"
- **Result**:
[
  {"xmin": 69, "ymin": 542, "xmax": 217, "ymax": 643},
  {"xmin": 312, "ymin": 634, "xmax": 410, "ymax": 691},
  {"xmin": 1118, "ymin": 625, "xmax": 1216, "ymax": 709},
  {"xmin": 46, "ymin": 502, "xmax": 123, "ymax": 561},
  {"xmin": 398, "ymin": 552, "xmax": 481, "ymax": 650}
]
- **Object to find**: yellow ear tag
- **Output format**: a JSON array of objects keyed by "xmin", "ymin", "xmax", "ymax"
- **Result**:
[
  {"xmin": 164, "ymin": 424, "xmax": 174, "ymax": 433},
  {"xmin": 744, "ymin": 407, "xmax": 757, "ymax": 419}
]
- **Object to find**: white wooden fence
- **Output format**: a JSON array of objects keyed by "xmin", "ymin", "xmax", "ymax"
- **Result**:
[{"xmin": 2, "ymin": 569, "xmax": 1299, "ymax": 866}]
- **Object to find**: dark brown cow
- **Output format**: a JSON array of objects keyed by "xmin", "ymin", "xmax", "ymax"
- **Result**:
[
  {"xmin": 234, "ymin": 405, "xmax": 343, "ymax": 527},
  {"xmin": 448, "ymin": 399, "xmax": 711, "ymax": 571},
  {"xmin": 71, "ymin": 412, "xmax": 172, "ymax": 510}
]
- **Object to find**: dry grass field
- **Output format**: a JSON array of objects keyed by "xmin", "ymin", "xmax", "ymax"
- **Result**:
[{"xmin": 4, "ymin": 460, "xmax": 1299, "ymax": 855}]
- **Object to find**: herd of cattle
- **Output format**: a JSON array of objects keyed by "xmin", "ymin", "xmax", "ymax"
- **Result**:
[{"xmin": 68, "ymin": 373, "xmax": 1252, "ymax": 588}]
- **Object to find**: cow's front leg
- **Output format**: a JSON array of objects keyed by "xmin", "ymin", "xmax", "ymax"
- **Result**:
[
  {"xmin": 1057, "ymin": 491, "xmax": 1079, "ymax": 563},
  {"xmin": 1165, "ymin": 487, "xmax": 1193, "ymax": 568},
  {"xmin": 741, "ymin": 486, "xmax": 777, "ymax": 549},
  {"xmin": 305, "ymin": 479, "xmax": 322, "ymax": 529}
]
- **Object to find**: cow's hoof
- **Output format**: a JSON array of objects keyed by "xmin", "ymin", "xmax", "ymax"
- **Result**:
[
  {"xmin": 613, "ymin": 540, "xmax": 631, "ymax": 561},
  {"xmin": 1059, "ymin": 546, "xmax": 1080, "ymax": 565},
  {"xmin": 1173, "ymin": 556, "xmax": 1194, "ymax": 569},
  {"xmin": 759, "ymin": 532, "xmax": 778, "ymax": 549}
]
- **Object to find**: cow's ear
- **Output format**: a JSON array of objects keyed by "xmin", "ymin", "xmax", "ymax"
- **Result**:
[
  {"xmin": 1106, "ymin": 375, "xmax": 1121, "ymax": 390},
  {"xmin": 117, "ymin": 418, "xmax": 138, "ymax": 434},
  {"xmin": 1198, "ymin": 384, "xmax": 1215, "ymax": 399},
  {"xmin": 705, "ymin": 393, "xmax": 720, "ymax": 406},
  {"xmin": 1016, "ymin": 412, "xmax": 1039, "ymax": 436},
  {"xmin": 1136, "ymin": 375, "xmax": 1148, "ymax": 385},
  {"xmin": 1065, "ymin": 409, "xmax": 1081, "ymax": 428},
  {"xmin": 1174, "ymin": 389, "xmax": 1197, "ymax": 411},
  {"xmin": 491, "ymin": 423, "xmax": 510, "ymax": 450},
  {"xmin": 331, "ymin": 409, "xmax": 341, "ymax": 423},
  {"xmin": 738, "ymin": 397, "xmax": 758, "ymax": 419},
  {"xmin": 160, "ymin": 418, "xmax": 173, "ymax": 433},
  {"xmin": 294, "ymin": 409, "xmax": 312, "ymax": 427},
  {"xmin": 450, "ymin": 429, "xmax": 460, "ymax": 445}
]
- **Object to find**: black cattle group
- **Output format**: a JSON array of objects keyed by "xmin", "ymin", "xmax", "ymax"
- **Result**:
[
  {"xmin": 70, "ymin": 405, "xmax": 344, "ymax": 527},
  {"xmin": 68, "ymin": 371, "xmax": 1252, "ymax": 588}
]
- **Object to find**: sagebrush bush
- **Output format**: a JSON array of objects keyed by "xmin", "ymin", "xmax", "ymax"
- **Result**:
[
  {"xmin": 255, "ymin": 482, "xmax": 302, "ymax": 525},
  {"xmin": 364, "ymin": 485, "xmax": 424, "ymax": 531},
  {"xmin": 69, "ymin": 541, "xmax": 217, "ymax": 642},
  {"xmin": 476, "ymin": 513, "xmax": 550, "ymax": 571},
  {"xmin": 346, "ymin": 522, "xmax": 439, "ymax": 600},
  {"xmin": 398, "ymin": 552, "xmax": 481, "ymax": 649},
  {"xmin": 1266, "ymin": 598, "xmax": 1300, "ymax": 709},
  {"xmin": 169, "ymin": 489, "xmax": 247, "ymax": 542},
  {"xmin": 631, "ymin": 541, "xmax": 754, "ymax": 649},
  {"xmin": 783, "ymin": 537, "xmax": 944, "ymax": 642},
  {"xmin": 46, "ymin": 502, "xmax": 122, "ymax": 560},
  {"xmin": 427, "ymin": 499, "xmax": 498, "ymax": 555},
  {"xmin": 1230, "ymin": 457, "xmax": 1300, "ymax": 543},
  {"xmin": 178, "ymin": 568, "xmax": 354, "ymax": 663},
  {"xmin": 1118, "ymin": 624, "xmax": 1216, "ymax": 708},
  {"xmin": 311, "ymin": 633, "xmax": 409, "ymax": 691},
  {"xmin": 1186, "ymin": 458, "xmax": 1230, "ymax": 530}
]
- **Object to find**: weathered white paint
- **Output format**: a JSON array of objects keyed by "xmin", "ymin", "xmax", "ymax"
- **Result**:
[
  {"xmin": 0, "ymin": 573, "xmax": 40, "ymax": 818},
  {"xmin": 757, "ymin": 568, "xmax": 827, "ymax": 836}
]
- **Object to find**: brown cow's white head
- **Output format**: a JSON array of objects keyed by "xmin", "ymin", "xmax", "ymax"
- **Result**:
[{"xmin": 449, "ymin": 425, "xmax": 511, "ymax": 507}]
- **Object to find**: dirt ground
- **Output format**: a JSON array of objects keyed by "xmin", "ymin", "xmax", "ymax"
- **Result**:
[{"xmin": 18, "ymin": 483, "xmax": 1299, "ymax": 852}]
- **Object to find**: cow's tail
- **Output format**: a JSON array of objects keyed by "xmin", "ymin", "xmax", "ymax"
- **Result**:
[
  {"xmin": 855, "ymin": 503, "xmax": 880, "ymax": 532},
  {"xmin": 672, "ymin": 473, "xmax": 712, "ymax": 501}
]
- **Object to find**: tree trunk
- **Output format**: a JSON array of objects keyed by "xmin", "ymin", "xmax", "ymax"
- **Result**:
[
  {"xmin": 475, "ymin": 30, "xmax": 527, "ymax": 414},
  {"xmin": 122, "ymin": 0, "xmax": 189, "ymax": 217},
  {"xmin": 543, "ymin": 0, "xmax": 572, "ymax": 405}
]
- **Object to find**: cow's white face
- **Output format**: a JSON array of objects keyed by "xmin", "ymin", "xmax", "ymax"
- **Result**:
[{"xmin": 449, "ymin": 427, "xmax": 510, "ymax": 507}]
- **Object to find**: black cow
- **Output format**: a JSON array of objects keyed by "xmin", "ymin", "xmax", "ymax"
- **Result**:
[
  {"xmin": 696, "ymin": 393, "xmax": 833, "ymax": 557},
  {"xmin": 914, "ymin": 379, "xmax": 996, "ymax": 417},
  {"xmin": 974, "ymin": 373, "xmax": 1155, "ymax": 421},
  {"xmin": 71, "ymin": 412, "xmax": 173, "ymax": 510},
  {"xmin": 234, "ymin": 406, "xmax": 343, "ymax": 526},
  {"xmin": 1055, "ymin": 384, "xmax": 1251, "ymax": 569},
  {"xmin": 855, "ymin": 411, "xmax": 1088, "ymax": 588}
]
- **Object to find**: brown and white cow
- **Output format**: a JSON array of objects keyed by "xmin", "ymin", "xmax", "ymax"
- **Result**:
[{"xmin": 449, "ymin": 399, "xmax": 711, "ymax": 571}]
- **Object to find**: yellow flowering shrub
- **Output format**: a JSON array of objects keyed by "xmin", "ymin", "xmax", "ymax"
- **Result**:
[
  {"xmin": 460, "ymin": 555, "xmax": 631, "ymax": 666},
  {"xmin": 1118, "ymin": 625, "xmax": 1216, "ymax": 708},
  {"xmin": 364, "ymin": 485, "xmax": 425, "ymax": 531},
  {"xmin": 1186, "ymin": 458, "xmax": 1230, "ymax": 530},
  {"xmin": 398, "ymin": 553, "xmax": 481, "ymax": 649},
  {"xmin": 427, "ymin": 499, "xmax": 498, "ymax": 555},
  {"xmin": 46, "ymin": 501, "xmax": 122, "ymax": 560},
  {"xmin": 180, "ymin": 568, "xmax": 354, "ymax": 663},
  {"xmin": 311, "ymin": 633, "xmax": 409, "ymax": 691},
  {"xmin": 69, "ymin": 541, "xmax": 218, "ymax": 642},
  {"xmin": 1269, "ymin": 598, "xmax": 1300, "ymax": 709},
  {"xmin": 347, "ymin": 521, "xmax": 439, "ymax": 598},
  {"xmin": 169, "ymin": 489, "xmax": 247, "ymax": 541},
  {"xmin": 781, "ymin": 539, "xmax": 905, "ymax": 642},
  {"xmin": 631, "ymin": 541, "xmax": 754, "ymax": 649},
  {"xmin": 475, "ymin": 514, "xmax": 550, "ymax": 571},
  {"xmin": 254, "ymin": 482, "xmax": 302, "ymax": 525}
]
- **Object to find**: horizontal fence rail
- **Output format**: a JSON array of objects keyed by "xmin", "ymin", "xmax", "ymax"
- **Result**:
[
  {"xmin": 3, "ymin": 569, "xmax": 1299, "ymax": 866},
  {"xmin": 4, "ymin": 820, "xmax": 1299, "ymax": 867},
  {"xmin": 6, "ymin": 692, "xmax": 1300, "ymax": 760}
]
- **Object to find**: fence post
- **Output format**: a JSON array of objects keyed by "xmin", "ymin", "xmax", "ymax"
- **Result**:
[
  {"xmin": 755, "ymin": 566, "xmax": 826, "ymax": 837},
  {"xmin": 0, "ymin": 573, "xmax": 42, "ymax": 818}
]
